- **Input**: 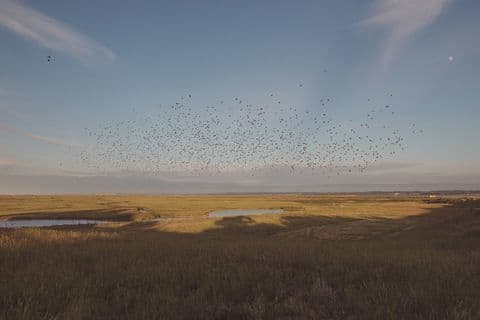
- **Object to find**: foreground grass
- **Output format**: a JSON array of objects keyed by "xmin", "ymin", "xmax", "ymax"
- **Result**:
[{"xmin": 0, "ymin": 195, "xmax": 479, "ymax": 319}]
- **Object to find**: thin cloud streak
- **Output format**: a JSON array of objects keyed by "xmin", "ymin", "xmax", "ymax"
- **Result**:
[
  {"xmin": 0, "ymin": 0, "xmax": 115, "ymax": 63},
  {"xmin": 0, "ymin": 156, "xmax": 15, "ymax": 167},
  {"xmin": 1, "ymin": 171, "xmax": 479, "ymax": 195},
  {"xmin": 359, "ymin": 0, "xmax": 452, "ymax": 68},
  {"xmin": 0, "ymin": 122, "xmax": 82, "ymax": 147}
]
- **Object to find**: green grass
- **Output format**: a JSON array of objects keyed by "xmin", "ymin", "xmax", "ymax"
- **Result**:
[{"xmin": 0, "ymin": 195, "xmax": 479, "ymax": 319}]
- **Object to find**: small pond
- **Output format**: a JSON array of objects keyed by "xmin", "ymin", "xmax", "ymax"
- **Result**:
[
  {"xmin": 0, "ymin": 219, "xmax": 107, "ymax": 229},
  {"xmin": 208, "ymin": 209, "xmax": 284, "ymax": 218}
]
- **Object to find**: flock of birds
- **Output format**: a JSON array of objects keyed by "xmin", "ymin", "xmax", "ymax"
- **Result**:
[{"xmin": 79, "ymin": 89, "xmax": 423, "ymax": 178}]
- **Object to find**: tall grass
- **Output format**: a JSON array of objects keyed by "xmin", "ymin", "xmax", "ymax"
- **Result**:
[{"xmin": 0, "ymin": 196, "xmax": 479, "ymax": 319}]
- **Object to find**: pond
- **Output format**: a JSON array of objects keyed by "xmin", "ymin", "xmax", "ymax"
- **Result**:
[
  {"xmin": 208, "ymin": 209, "xmax": 284, "ymax": 218},
  {"xmin": 0, "ymin": 219, "xmax": 107, "ymax": 229}
]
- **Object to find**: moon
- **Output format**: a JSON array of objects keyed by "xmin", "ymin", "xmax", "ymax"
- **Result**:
[{"xmin": 448, "ymin": 56, "xmax": 454, "ymax": 62}]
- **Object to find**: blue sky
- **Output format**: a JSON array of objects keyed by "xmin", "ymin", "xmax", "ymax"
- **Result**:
[{"xmin": 0, "ymin": 0, "xmax": 479, "ymax": 193}]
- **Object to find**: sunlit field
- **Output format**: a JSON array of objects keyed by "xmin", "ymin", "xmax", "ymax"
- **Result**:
[
  {"xmin": 1, "ymin": 194, "xmax": 479, "ymax": 319},
  {"xmin": 2, "ymin": 0, "xmax": 480, "ymax": 319}
]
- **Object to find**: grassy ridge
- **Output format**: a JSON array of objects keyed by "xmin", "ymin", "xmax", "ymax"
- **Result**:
[{"xmin": 0, "ymin": 195, "xmax": 479, "ymax": 319}]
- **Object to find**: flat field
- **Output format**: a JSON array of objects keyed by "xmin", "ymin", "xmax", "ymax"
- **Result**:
[{"xmin": 1, "ymin": 194, "xmax": 479, "ymax": 319}]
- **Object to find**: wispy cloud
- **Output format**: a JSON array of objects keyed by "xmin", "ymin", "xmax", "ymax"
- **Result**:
[
  {"xmin": 0, "ymin": 104, "xmax": 31, "ymax": 124},
  {"xmin": 0, "ymin": 122, "xmax": 82, "ymax": 147},
  {"xmin": 359, "ymin": 0, "xmax": 452, "ymax": 68},
  {"xmin": 0, "ymin": 0, "xmax": 115, "ymax": 63},
  {"xmin": 0, "ymin": 156, "xmax": 15, "ymax": 167}
]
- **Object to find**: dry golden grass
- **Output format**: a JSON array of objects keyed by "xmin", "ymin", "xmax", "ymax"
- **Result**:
[
  {"xmin": 0, "ymin": 193, "xmax": 436, "ymax": 222},
  {"xmin": 1, "ymin": 194, "xmax": 479, "ymax": 319}
]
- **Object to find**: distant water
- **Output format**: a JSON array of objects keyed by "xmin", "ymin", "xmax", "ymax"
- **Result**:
[
  {"xmin": 208, "ymin": 209, "xmax": 284, "ymax": 218},
  {"xmin": 0, "ymin": 219, "xmax": 106, "ymax": 229}
]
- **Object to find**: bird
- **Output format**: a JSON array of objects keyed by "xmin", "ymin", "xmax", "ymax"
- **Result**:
[{"xmin": 78, "ymin": 85, "xmax": 418, "ymax": 179}]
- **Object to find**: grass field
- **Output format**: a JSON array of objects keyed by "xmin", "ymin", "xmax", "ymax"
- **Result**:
[{"xmin": 1, "ymin": 194, "xmax": 479, "ymax": 319}]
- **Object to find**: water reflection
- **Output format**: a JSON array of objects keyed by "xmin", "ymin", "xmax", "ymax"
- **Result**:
[{"xmin": 0, "ymin": 219, "xmax": 106, "ymax": 229}]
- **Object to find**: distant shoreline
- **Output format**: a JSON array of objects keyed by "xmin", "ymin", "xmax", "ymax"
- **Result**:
[{"xmin": 1, "ymin": 190, "xmax": 479, "ymax": 197}]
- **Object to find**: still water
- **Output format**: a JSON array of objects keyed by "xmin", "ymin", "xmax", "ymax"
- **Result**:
[{"xmin": 0, "ymin": 219, "xmax": 106, "ymax": 229}]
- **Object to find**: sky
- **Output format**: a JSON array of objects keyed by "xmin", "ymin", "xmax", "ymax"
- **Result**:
[{"xmin": 0, "ymin": 0, "xmax": 479, "ymax": 194}]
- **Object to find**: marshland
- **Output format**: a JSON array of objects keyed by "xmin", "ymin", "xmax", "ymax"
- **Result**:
[{"xmin": 1, "ymin": 194, "xmax": 479, "ymax": 319}]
